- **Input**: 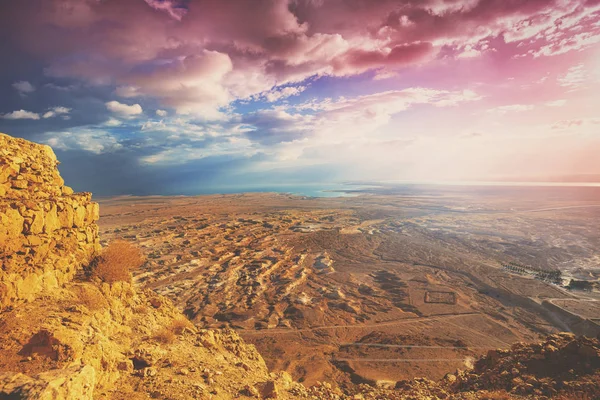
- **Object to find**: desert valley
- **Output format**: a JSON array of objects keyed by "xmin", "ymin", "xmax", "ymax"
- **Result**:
[{"xmin": 97, "ymin": 185, "xmax": 600, "ymax": 388}]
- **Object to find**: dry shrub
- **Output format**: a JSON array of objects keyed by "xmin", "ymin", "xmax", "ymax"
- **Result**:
[
  {"xmin": 153, "ymin": 328, "xmax": 176, "ymax": 344},
  {"xmin": 170, "ymin": 318, "xmax": 193, "ymax": 335},
  {"xmin": 133, "ymin": 305, "xmax": 149, "ymax": 315},
  {"xmin": 73, "ymin": 284, "xmax": 108, "ymax": 311},
  {"xmin": 93, "ymin": 240, "xmax": 145, "ymax": 283}
]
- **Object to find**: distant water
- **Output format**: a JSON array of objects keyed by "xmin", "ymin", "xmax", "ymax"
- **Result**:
[
  {"xmin": 172, "ymin": 181, "xmax": 600, "ymax": 199},
  {"xmin": 185, "ymin": 183, "xmax": 366, "ymax": 198}
]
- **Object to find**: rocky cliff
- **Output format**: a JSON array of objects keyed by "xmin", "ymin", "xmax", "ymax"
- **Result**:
[
  {"xmin": 0, "ymin": 133, "xmax": 303, "ymax": 399},
  {"xmin": 0, "ymin": 133, "xmax": 100, "ymax": 308}
]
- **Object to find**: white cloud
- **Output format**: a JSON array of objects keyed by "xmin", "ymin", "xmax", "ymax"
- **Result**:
[
  {"xmin": 253, "ymin": 86, "xmax": 307, "ymax": 103},
  {"xmin": 456, "ymin": 44, "xmax": 481, "ymax": 59},
  {"xmin": 545, "ymin": 99, "xmax": 567, "ymax": 107},
  {"xmin": 533, "ymin": 32, "xmax": 600, "ymax": 58},
  {"xmin": 558, "ymin": 64, "xmax": 587, "ymax": 89},
  {"xmin": 156, "ymin": 109, "xmax": 168, "ymax": 117},
  {"xmin": 143, "ymin": 0, "xmax": 188, "ymax": 21},
  {"xmin": 242, "ymin": 87, "xmax": 482, "ymax": 162},
  {"xmin": 487, "ymin": 104, "xmax": 535, "ymax": 114},
  {"xmin": 116, "ymin": 86, "xmax": 142, "ymax": 98},
  {"xmin": 373, "ymin": 70, "xmax": 399, "ymax": 81},
  {"xmin": 140, "ymin": 136, "xmax": 255, "ymax": 165},
  {"xmin": 42, "ymin": 106, "xmax": 71, "ymax": 119},
  {"xmin": 127, "ymin": 50, "xmax": 234, "ymax": 119},
  {"xmin": 12, "ymin": 81, "xmax": 35, "ymax": 94},
  {"xmin": 1, "ymin": 110, "xmax": 40, "ymax": 120},
  {"xmin": 104, "ymin": 118, "xmax": 123, "ymax": 127},
  {"xmin": 106, "ymin": 100, "xmax": 143, "ymax": 117},
  {"xmin": 44, "ymin": 128, "xmax": 121, "ymax": 154}
]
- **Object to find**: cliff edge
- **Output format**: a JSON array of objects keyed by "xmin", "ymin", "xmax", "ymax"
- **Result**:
[{"xmin": 0, "ymin": 132, "xmax": 100, "ymax": 308}]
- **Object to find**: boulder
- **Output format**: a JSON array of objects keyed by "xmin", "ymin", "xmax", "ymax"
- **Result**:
[{"xmin": 0, "ymin": 365, "xmax": 96, "ymax": 400}]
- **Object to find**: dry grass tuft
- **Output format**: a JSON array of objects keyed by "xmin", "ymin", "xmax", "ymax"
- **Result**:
[
  {"xmin": 72, "ymin": 284, "xmax": 108, "ymax": 311},
  {"xmin": 133, "ymin": 305, "xmax": 149, "ymax": 315},
  {"xmin": 93, "ymin": 240, "xmax": 145, "ymax": 283},
  {"xmin": 170, "ymin": 318, "xmax": 194, "ymax": 335},
  {"xmin": 153, "ymin": 328, "xmax": 176, "ymax": 344},
  {"xmin": 152, "ymin": 317, "xmax": 194, "ymax": 345}
]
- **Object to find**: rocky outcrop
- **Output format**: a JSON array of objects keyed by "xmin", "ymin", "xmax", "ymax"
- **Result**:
[
  {"xmin": 0, "ymin": 133, "xmax": 306, "ymax": 399},
  {"xmin": 0, "ymin": 365, "xmax": 95, "ymax": 400},
  {"xmin": 450, "ymin": 333, "xmax": 600, "ymax": 397},
  {"xmin": 0, "ymin": 133, "xmax": 100, "ymax": 308},
  {"xmin": 0, "ymin": 280, "xmax": 302, "ymax": 399}
]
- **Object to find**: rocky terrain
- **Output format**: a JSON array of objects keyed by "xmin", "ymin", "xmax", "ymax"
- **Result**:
[
  {"xmin": 1, "ymin": 132, "xmax": 599, "ymax": 400},
  {"xmin": 0, "ymin": 133, "xmax": 304, "ymax": 399},
  {"xmin": 0, "ymin": 133, "xmax": 100, "ymax": 307},
  {"xmin": 98, "ymin": 188, "xmax": 600, "ymax": 386}
]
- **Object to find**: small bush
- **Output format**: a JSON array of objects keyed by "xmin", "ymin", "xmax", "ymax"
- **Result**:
[
  {"xmin": 170, "ymin": 318, "xmax": 193, "ymax": 335},
  {"xmin": 153, "ymin": 328, "xmax": 176, "ymax": 344},
  {"xmin": 93, "ymin": 240, "xmax": 145, "ymax": 283},
  {"xmin": 133, "ymin": 305, "xmax": 149, "ymax": 315},
  {"xmin": 73, "ymin": 284, "xmax": 107, "ymax": 311}
]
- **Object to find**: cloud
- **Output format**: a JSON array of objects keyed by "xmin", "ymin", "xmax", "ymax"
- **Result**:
[
  {"xmin": 558, "ymin": 64, "xmax": 588, "ymax": 89},
  {"xmin": 545, "ymin": 99, "xmax": 567, "ymax": 107},
  {"xmin": 143, "ymin": 0, "xmax": 188, "ymax": 21},
  {"xmin": 487, "ymin": 104, "xmax": 535, "ymax": 114},
  {"xmin": 373, "ymin": 70, "xmax": 399, "ymax": 81},
  {"xmin": 104, "ymin": 118, "xmax": 123, "ymax": 127},
  {"xmin": 44, "ymin": 128, "xmax": 122, "ymax": 154},
  {"xmin": 12, "ymin": 81, "xmax": 35, "ymax": 94},
  {"xmin": 242, "ymin": 109, "xmax": 316, "ymax": 145},
  {"xmin": 533, "ymin": 32, "xmax": 600, "ymax": 58},
  {"xmin": 2, "ymin": 0, "xmax": 598, "ymax": 119},
  {"xmin": 1, "ymin": 110, "xmax": 40, "ymax": 120},
  {"xmin": 252, "ymin": 85, "xmax": 307, "ymax": 103},
  {"xmin": 106, "ymin": 101, "xmax": 143, "ymax": 117},
  {"xmin": 42, "ymin": 106, "xmax": 71, "ymax": 119},
  {"xmin": 140, "ymin": 137, "xmax": 255, "ymax": 165},
  {"xmin": 551, "ymin": 118, "xmax": 600, "ymax": 131},
  {"xmin": 333, "ymin": 42, "xmax": 435, "ymax": 75},
  {"xmin": 456, "ymin": 45, "xmax": 482, "ymax": 59},
  {"xmin": 242, "ymin": 87, "xmax": 481, "ymax": 147},
  {"xmin": 115, "ymin": 86, "xmax": 142, "ymax": 98},
  {"xmin": 156, "ymin": 109, "xmax": 168, "ymax": 117},
  {"xmin": 124, "ymin": 50, "xmax": 234, "ymax": 118}
]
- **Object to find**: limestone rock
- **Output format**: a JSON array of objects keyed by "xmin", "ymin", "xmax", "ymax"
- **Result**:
[
  {"xmin": 0, "ymin": 365, "xmax": 96, "ymax": 400},
  {"xmin": 0, "ymin": 133, "xmax": 101, "ymax": 308}
]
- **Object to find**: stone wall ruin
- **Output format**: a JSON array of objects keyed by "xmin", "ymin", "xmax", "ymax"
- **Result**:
[{"xmin": 0, "ymin": 133, "xmax": 101, "ymax": 307}]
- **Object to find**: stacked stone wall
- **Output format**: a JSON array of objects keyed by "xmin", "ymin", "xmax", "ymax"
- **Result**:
[{"xmin": 0, "ymin": 133, "xmax": 101, "ymax": 307}]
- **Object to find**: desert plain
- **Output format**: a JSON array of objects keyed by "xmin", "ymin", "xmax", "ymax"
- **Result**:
[{"xmin": 97, "ymin": 184, "xmax": 600, "ymax": 387}]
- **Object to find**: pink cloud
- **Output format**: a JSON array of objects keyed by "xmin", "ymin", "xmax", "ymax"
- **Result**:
[
  {"xmin": 143, "ymin": 0, "xmax": 188, "ymax": 21},
  {"xmin": 335, "ymin": 42, "xmax": 434, "ymax": 74},
  {"xmin": 2, "ymin": 0, "xmax": 599, "ymax": 117}
]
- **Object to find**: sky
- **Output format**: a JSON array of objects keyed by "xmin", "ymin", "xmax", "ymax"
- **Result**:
[{"xmin": 0, "ymin": 0, "xmax": 599, "ymax": 195}]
